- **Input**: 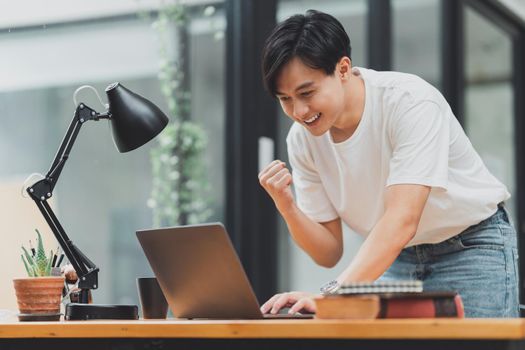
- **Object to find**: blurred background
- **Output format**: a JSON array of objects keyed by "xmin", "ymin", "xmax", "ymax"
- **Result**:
[{"xmin": 1, "ymin": 0, "xmax": 524, "ymax": 314}]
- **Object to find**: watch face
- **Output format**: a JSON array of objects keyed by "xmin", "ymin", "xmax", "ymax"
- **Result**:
[{"xmin": 320, "ymin": 280, "xmax": 340, "ymax": 295}]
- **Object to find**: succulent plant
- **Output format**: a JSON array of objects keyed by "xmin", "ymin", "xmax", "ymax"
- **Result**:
[{"xmin": 21, "ymin": 229, "xmax": 54, "ymax": 277}]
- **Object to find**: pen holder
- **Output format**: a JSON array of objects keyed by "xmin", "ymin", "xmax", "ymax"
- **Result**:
[{"xmin": 137, "ymin": 277, "xmax": 168, "ymax": 319}]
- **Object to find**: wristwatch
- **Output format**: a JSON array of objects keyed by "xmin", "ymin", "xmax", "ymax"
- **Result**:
[{"xmin": 320, "ymin": 280, "xmax": 341, "ymax": 295}]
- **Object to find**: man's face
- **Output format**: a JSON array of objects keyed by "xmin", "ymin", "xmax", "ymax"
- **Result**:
[{"xmin": 275, "ymin": 57, "xmax": 346, "ymax": 136}]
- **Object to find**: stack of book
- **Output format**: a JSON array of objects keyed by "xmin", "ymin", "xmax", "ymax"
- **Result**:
[{"xmin": 315, "ymin": 280, "xmax": 464, "ymax": 319}]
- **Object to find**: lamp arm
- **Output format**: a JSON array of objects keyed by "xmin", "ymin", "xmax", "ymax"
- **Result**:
[
  {"xmin": 27, "ymin": 103, "xmax": 109, "ymax": 303},
  {"xmin": 46, "ymin": 104, "xmax": 110, "ymax": 190}
]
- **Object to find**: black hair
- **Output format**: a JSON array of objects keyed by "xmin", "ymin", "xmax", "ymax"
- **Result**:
[{"xmin": 261, "ymin": 9, "xmax": 352, "ymax": 96}]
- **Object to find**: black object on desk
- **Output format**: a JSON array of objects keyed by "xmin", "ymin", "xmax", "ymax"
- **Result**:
[
  {"xmin": 137, "ymin": 277, "xmax": 169, "ymax": 319},
  {"xmin": 26, "ymin": 83, "xmax": 168, "ymax": 321},
  {"xmin": 65, "ymin": 304, "xmax": 138, "ymax": 321}
]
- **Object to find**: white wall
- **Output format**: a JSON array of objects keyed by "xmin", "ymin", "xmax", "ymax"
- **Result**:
[{"xmin": 0, "ymin": 178, "xmax": 58, "ymax": 309}]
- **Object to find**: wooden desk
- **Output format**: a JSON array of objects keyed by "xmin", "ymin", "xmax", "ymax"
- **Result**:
[{"xmin": 1, "ymin": 318, "xmax": 524, "ymax": 349}]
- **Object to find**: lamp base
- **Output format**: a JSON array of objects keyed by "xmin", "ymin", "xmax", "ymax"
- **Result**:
[{"xmin": 65, "ymin": 303, "xmax": 138, "ymax": 320}]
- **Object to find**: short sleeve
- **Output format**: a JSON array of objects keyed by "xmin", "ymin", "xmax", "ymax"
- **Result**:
[
  {"xmin": 387, "ymin": 100, "xmax": 449, "ymax": 190},
  {"xmin": 286, "ymin": 129, "xmax": 339, "ymax": 222}
]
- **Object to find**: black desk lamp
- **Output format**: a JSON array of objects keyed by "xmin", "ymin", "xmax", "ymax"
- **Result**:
[{"xmin": 26, "ymin": 82, "xmax": 168, "ymax": 320}]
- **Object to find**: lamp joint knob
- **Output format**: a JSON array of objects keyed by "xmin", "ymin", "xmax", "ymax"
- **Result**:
[{"xmin": 79, "ymin": 104, "xmax": 84, "ymax": 109}]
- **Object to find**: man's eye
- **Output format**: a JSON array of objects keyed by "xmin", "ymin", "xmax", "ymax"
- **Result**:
[
  {"xmin": 301, "ymin": 91, "xmax": 313, "ymax": 97},
  {"xmin": 279, "ymin": 96, "xmax": 290, "ymax": 102}
]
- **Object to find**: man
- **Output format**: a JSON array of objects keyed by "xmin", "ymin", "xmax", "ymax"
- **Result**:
[{"xmin": 258, "ymin": 10, "xmax": 518, "ymax": 317}]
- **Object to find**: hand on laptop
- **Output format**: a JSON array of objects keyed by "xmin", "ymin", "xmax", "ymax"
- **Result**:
[{"xmin": 260, "ymin": 291, "xmax": 317, "ymax": 315}]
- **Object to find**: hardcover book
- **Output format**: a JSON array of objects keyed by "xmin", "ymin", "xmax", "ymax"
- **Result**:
[{"xmin": 315, "ymin": 291, "xmax": 464, "ymax": 319}]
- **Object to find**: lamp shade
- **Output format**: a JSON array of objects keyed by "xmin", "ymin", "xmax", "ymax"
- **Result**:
[{"xmin": 105, "ymin": 82, "xmax": 169, "ymax": 153}]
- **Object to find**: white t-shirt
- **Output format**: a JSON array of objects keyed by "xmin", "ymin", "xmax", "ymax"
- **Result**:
[{"xmin": 287, "ymin": 67, "xmax": 510, "ymax": 246}]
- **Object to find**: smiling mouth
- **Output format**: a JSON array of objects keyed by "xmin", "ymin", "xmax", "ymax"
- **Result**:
[{"xmin": 304, "ymin": 113, "xmax": 321, "ymax": 125}]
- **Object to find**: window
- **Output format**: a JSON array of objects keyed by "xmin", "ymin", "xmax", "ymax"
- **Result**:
[
  {"xmin": 0, "ymin": 1, "xmax": 225, "ymax": 309},
  {"xmin": 463, "ymin": 6, "xmax": 516, "ymax": 218}
]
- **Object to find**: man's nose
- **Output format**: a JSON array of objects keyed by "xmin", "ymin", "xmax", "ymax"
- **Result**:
[{"xmin": 293, "ymin": 101, "xmax": 309, "ymax": 119}]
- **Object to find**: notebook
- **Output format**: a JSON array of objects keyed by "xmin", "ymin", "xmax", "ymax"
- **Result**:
[
  {"xmin": 336, "ymin": 280, "xmax": 424, "ymax": 295},
  {"xmin": 136, "ymin": 223, "xmax": 313, "ymax": 319}
]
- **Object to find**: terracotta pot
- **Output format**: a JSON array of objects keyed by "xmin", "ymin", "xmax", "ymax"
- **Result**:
[{"xmin": 13, "ymin": 276, "xmax": 65, "ymax": 315}]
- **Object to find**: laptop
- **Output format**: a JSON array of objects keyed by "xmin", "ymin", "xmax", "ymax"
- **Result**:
[{"xmin": 136, "ymin": 223, "xmax": 314, "ymax": 319}]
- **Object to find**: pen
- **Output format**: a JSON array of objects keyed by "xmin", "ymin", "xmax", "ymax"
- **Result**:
[
  {"xmin": 56, "ymin": 254, "xmax": 64, "ymax": 267},
  {"xmin": 29, "ymin": 240, "xmax": 35, "ymax": 257},
  {"xmin": 52, "ymin": 246, "xmax": 60, "ymax": 267}
]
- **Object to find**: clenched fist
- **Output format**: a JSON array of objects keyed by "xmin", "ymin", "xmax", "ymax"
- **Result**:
[{"xmin": 258, "ymin": 160, "xmax": 295, "ymax": 213}]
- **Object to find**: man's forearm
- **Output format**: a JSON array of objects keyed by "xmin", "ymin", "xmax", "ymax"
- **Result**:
[
  {"xmin": 336, "ymin": 211, "xmax": 418, "ymax": 283},
  {"xmin": 280, "ymin": 204, "xmax": 342, "ymax": 267}
]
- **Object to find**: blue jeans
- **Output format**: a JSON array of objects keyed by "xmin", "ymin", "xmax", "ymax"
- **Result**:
[{"xmin": 379, "ymin": 205, "xmax": 520, "ymax": 317}]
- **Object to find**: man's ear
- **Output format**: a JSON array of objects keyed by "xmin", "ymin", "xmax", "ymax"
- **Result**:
[{"xmin": 338, "ymin": 57, "xmax": 352, "ymax": 79}]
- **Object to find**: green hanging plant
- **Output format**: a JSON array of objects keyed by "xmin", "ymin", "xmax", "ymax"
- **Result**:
[{"xmin": 147, "ymin": 2, "xmax": 213, "ymax": 226}]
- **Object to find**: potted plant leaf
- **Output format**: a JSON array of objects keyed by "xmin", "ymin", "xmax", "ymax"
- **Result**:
[{"xmin": 13, "ymin": 229, "xmax": 65, "ymax": 321}]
